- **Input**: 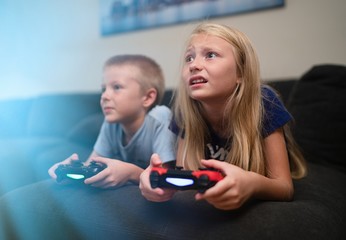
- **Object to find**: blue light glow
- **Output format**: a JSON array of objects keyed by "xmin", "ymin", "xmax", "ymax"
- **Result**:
[
  {"xmin": 66, "ymin": 174, "xmax": 85, "ymax": 180},
  {"xmin": 166, "ymin": 178, "xmax": 193, "ymax": 187}
]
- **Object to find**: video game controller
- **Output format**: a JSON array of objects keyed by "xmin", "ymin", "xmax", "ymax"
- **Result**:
[
  {"xmin": 150, "ymin": 167, "xmax": 224, "ymax": 192},
  {"xmin": 55, "ymin": 160, "xmax": 106, "ymax": 183}
]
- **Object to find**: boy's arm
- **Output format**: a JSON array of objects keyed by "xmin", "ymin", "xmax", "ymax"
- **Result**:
[{"xmin": 84, "ymin": 156, "xmax": 144, "ymax": 187}]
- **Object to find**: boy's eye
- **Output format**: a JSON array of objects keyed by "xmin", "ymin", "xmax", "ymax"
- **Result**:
[
  {"xmin": 113, "ymin": 84, "xmax": 122, "ymax": 90},
  {"xmin": 206, "ymin": 52, "xmax": 217, "ymax": 59},
  {"xmin": 101, "ymin": 84, "xmax": 122, "ymax": 93}
]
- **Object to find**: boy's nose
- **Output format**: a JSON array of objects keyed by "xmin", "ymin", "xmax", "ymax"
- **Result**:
[{"xmin": 101, "ymin": 88, "xmax": 111, "ymax": 100}]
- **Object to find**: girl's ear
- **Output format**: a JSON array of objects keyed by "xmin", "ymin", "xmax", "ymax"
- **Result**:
[{"xmin": 142, "ymin": 88, "xmax": 157, "ymax": 108}]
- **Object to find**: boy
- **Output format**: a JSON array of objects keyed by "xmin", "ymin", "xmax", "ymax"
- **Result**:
[{"xmin": 49, "ymin": 54, "xmax": 176, "ymax": 188}]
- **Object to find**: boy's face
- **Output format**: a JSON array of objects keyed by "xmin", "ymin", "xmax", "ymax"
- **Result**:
[{"xmin": 101, "ymin": 65, "xmax": 146, "ymax": 124}]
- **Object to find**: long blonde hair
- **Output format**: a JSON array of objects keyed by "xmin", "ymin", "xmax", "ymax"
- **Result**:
[{"xmin": 174, "ymin": 23, "xmax": 306, "ymax": 179}]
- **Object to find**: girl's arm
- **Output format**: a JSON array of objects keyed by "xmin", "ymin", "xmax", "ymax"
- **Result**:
[
  {"xmin": 253, "ymin": 128, "xmax": 293, "ymax": 200},
  {"xmin": 195, "ymin": 128, "xmax": 293, "ymax": 210}
]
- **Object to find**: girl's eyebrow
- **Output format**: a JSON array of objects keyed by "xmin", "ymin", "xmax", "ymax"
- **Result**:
[
  {"xmin": 201, "ymin": 44, "xmax": 223, "ymax": 52},
  {"xmin": 187, "ymin": 44, "xmax": 221, "ymax": 52},
  {"xmin": 184, "ymin": 46, "xmax": 194, "ymax": 54},
  {"xmin": 201, "ymin": 47, "xmax": 214, "ymax": 52}
]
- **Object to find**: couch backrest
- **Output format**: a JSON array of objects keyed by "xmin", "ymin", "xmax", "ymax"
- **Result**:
[
  {"xmin": 287, "ymin": 64, "xmax": 346, "ymax": 173},
  {"xmin": 0, "ymin": 98, "xmax": 33, "ymax": 138},
  {"xmin": 27, "ymin": 93, "xmax": 102, "ymax": 138}
]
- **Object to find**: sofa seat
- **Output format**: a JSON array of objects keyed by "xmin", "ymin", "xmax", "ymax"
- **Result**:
[{"xmin": 0, "ymin": 163, "xmax": 345, "ymax": 240}]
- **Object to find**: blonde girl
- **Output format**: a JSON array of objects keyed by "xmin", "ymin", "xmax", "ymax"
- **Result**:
[{"xmin": 140, "ymin": 23, "xmax": 306, "ymax": 210}]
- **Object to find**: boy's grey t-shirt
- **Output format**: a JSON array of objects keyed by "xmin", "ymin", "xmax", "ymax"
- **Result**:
[{"xmin": 93, "ymin": 105, "xmax": 176, "ymax": 169}]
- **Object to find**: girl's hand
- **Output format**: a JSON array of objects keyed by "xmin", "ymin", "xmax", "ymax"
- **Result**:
[
  {"xmin": 195, "ymin": 159, "xmax": 254, "ymax": 210},
  {"xmin": 84, "ymin": 156, "xmax": 141, "ymax": 189},
  {"xmin": 48, "ymin": 153, "xmax": 80, "ymax": 180},
  {"xmin": 139, "ymin": 154, "xmax": 176, "ymax": 202}
]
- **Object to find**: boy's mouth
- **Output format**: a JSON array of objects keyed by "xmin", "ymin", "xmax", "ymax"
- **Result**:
[{"xmin": 103, "ymin": 106, "xmax": 114, "ymax": 113}]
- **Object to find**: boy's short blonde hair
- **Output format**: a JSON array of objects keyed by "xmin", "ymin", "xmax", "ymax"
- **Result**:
[{"xmin": 104, "ymin": 54, "xmax": 165, "ymax": 108}]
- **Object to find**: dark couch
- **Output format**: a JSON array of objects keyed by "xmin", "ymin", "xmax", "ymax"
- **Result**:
[
  {"xmin": 0, "ymin": 93, "xmax": 104, "ymax": 195},
  {"xmin": 0, "ymin": 64, "xmax": 346, "ymax": 240}
]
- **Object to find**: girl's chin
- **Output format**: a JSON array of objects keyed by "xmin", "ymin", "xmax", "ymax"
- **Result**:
[{"xmin": 189, "ymin": 92, "xmax": 208, "ymax": 101}]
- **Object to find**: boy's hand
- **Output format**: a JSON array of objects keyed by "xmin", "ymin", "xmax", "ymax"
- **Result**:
[
  {"xmin": 139, "ymin": 153, "xmax": 176, "ymax": 202},
  {"xmin": 48, "ymin": 153, "xmax": 80, "ymax": 180},
  {"xmin": 195, "ymin": 159, "xmax": 253, "ymax": 210},
  {"xmin": 84, "ymin": 156, "xmax": 141, "ymax": 189}
]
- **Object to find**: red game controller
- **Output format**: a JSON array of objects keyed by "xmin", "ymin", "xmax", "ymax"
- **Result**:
[{"xmin": 150, "ymin": 167, "xmax": 224, "ymax": 192}]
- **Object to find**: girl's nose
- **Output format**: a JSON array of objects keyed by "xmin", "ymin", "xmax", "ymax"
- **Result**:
[{"xmin": 189, "ymin": 58, "xmax": 202, "ymax": 72}]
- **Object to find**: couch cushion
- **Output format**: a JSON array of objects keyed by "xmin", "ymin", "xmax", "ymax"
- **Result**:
[
  {"xmin": 1, "ymin": 163, "xmax": 345, "ymax": 240},
  {"xmin": 66, "ymin": 113, "xmax": 104, "ymax": 148},
  {"xmin": 0, "ymin": 137, "xmax": 65, "ymax": 195},
  {"xmin": 266, "ymin": 79, "xmax": 297, "ymax": 104},
  {"xmin": 287, "ymin": 64, "xmax": 346, "ymax": 172}
]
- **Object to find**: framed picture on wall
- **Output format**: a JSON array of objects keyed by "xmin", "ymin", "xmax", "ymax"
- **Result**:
[{"xmin": 100, "ymin": 0, "xmax": 284, "ymax": 36}]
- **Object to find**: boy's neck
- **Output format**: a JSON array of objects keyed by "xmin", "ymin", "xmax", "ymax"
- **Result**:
[{"xmin": 121, "ymin": 114, "xmax": 146, "ymax": 145}]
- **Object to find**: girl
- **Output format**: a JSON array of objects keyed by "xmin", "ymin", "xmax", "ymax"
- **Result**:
[{"xmin": 140, "ymin": 23, "xmax": 306, "ymax": 210}]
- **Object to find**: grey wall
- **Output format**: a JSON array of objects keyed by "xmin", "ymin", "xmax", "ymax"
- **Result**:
[{"xmin": 1, "ymin": 0, "xmax": 345, "ymax": 100}]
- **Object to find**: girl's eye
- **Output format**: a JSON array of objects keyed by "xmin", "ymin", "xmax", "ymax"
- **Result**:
[
  {"xmin": 206, "ymin": 52, "xmax": 217, "ymax": 59},
  {"xmin": 185, "ymin": 55, "xmax": 194, "ymax": 63},
  {"xmin": 101, "ymin": 86, "xmax": 106, "ymax": 93}
]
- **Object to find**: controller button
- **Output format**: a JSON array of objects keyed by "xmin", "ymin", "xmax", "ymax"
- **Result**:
[{"xmin": 198, "ymin": 174, "xmax": 209, "ymax": 187}]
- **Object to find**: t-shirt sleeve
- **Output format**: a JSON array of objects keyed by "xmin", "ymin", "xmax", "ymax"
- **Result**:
[
  {"xmin": 150, "ymin": 106, "xmax": 177, "ymax": 163},
  {"xmin": 262, "ymin": 86, "xmax": 292, "ymax": 137},
  {"xmin": 169, "ymin": 118, "xmax": 180, "ymax": 136}
]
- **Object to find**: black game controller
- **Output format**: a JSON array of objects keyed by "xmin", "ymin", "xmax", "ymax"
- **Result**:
[
  {"xmin": 55, "ymin": 161, "xmax": 106, "ymax": 183},
  {"xmin": 150, "ymin": 167, "xmax": 224, "ymax": 192}
]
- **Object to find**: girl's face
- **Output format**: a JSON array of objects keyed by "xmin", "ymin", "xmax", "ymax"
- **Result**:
[
  {"xmin": 182, "ymin": 33, "xmax": 241, "ymax": 106},
  {"xmin": 100, "ymin": 65, "xmax": 146, "ymax": 124}
]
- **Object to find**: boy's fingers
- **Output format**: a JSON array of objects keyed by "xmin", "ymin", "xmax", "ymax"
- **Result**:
[{"xmin": 91, "ymin": 156, "xmax": 109, "ymax": 165}]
